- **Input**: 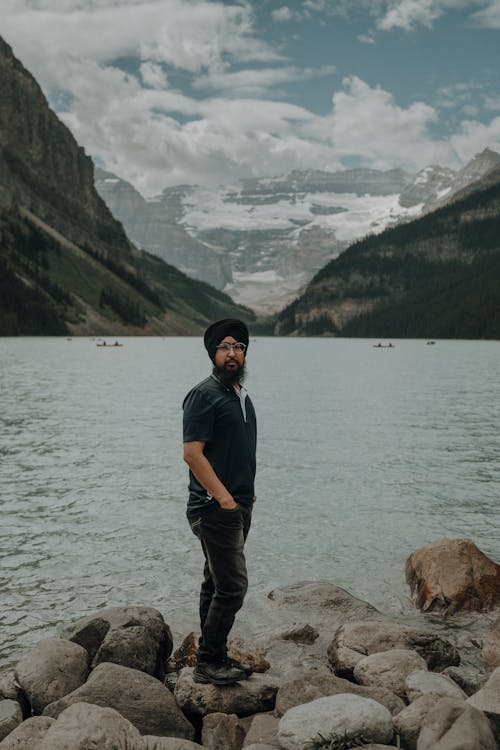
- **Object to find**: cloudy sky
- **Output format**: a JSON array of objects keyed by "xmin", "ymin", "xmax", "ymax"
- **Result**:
[{"xmin": 3, "ymin": 0, "xmax": 500, "ymax": 195}]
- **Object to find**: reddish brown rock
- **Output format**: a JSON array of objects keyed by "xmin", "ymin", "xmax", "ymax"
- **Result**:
[
  {"xmin": 174, "ymin": 633, "xmax": 270, "ymax": 673},
  {"xmin": 482, "ymin": 616, "xmax": 500, "ymax": 670},
  {"xmin": 406, "ymin": 538, "xmax": 500, "ymax": 614}
]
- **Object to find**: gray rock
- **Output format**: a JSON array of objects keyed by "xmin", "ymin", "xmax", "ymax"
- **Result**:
[
  {"xmin": 466, "ymin": 666, "xmax": 500, "ymax": 741},
  {"xmin": 0, "ymin": 671, "xmax": 29, "ymax": 719},
  {"xmin": 405, "ymin": 669, "xmax": 467, "ymax": 702},
  {"xmin": 14, "ymin": 639, "xmax": 89, "ymax": 714},
  {"xmin": 61, "ymin": 605, "xmax": 173, "ymax": 679},
  {"xmin": 243, "ymin": 746, "xmax": 279, "ymax": 750},
  {"xmin": 352, "ymin": 746, "xmax": 397, "ymax": 750},
  {"xmin": 0, "ymin": 716, "xmax": 55, "ymax": 750},
  {"xmin": 417, "ymin": 697, "xmax": 496, "ymax": 749},
  {"xmin": 38, "ymin": 701, "xmax": 143, "ymax": 750},
  {"xmin": 328, "ymin": 619, "xmax": 459, "ymax": 676},
  {"xmin": 43, "ymin": 662, "xmax": 194, "ymax": 739},
  {"xmin": 442, "ymin": 666, "xmax": 488, "ymax": 696},
  {"xmin": 202, "ymin": 712, "xmax": 246, "ymax": 750},
  {"xmin": 393, "ymin": 694, "xmax": 436, "ymax": 750},
  {"xmin": 174, "ymin": 668, "xmax": 279, "ymax": 718},
  {"xmin": 242, "ymin": 714, "xmax": 280, "ymax": 747},
  {"xmin": 0, "ymin": 701, "xmax": 23, "ymax": 743},
  {"xmin": 274, "ymin": 624, "xmax": 319, "ymax": 644},
  {"xmin": 482, "ymin": 616, "xmax": 500, "ymax": 670},
  {"xmin": 275, "ymin": 669, "xmax": 404, "ymax": 717},
  {"xmin": 353, "ymin": 649, "xmax": 428, "ymax": 698},
  {"xmin": 278, "ymin": 694, "xmax": 394, "ymax": 750},
  {"xmin": 142, "ymin": 739, "xmax": 204, "ymax": 750},
  {"xmin": 267, "ymin": 582, "xmax": 382, "ymax": 624}
]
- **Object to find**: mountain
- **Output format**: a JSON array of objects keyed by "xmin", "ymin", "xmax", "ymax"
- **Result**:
[
  {"xmin": 0, "ymin": 37, "xmax": 253, "ymax": 336},
  {"xmin": 97, "ymin": 152, "xmax": 500, "ymax": 315},
  {"xmin": 273, "ymin": 166, "xmax": 500, "ymax": 339}
]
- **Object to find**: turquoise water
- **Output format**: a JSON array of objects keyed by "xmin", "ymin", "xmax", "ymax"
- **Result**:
[{"xmin": 1, "ymin": 337, "xmax": 499, "ymax": 665}]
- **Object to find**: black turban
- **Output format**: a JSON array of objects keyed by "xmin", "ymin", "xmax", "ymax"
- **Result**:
[{"xmin": 204, "ymin": 318, "xmax": 249, "ymax": 362}]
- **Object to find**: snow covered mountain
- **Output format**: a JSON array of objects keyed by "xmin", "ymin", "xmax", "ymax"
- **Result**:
[{"xmin": 96, "ymin": 149, "xmax": 500, "ymax": 314}]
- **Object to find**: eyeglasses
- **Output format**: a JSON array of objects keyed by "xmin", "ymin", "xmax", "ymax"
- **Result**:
[{"xmin": 216, "ymin": 342, "xmax": 247, "ymax": 353}]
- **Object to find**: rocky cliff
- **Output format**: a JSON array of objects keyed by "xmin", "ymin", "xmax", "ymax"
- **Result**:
[{"xmin": 0, "ymin": 36, "xmax": 253, "ymax": 335}]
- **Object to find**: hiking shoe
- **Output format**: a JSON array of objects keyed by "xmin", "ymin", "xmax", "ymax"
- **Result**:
[
  {"xmin": 225, "ymin": 657, "xmax": 253, "ymax": 678},
  {"xmin": 193, "ymin": 661, "xmax": 246, "ymax": 686}
]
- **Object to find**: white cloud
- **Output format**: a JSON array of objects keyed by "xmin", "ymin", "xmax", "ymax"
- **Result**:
[
  {"xmin": 450, "ymin": 116, "xmax": 500, "ymax": 160},
  {"xmin": 302, "ymin": 76, "xmax": 455, "ymax": 169},
  {"xmin": 471, "ymin": 0, "xmax": 500, "ymax": 27},
  {"xmin": 193, "ymin": 65, "xmax": 336, "ymax": 96},
  {"xmin": 140, "ymin": 61, "xmax": 168, "ymax": 89},
  {"xmin": 271, "ymin": 6, "xmax": 300, "ymax": 23}
]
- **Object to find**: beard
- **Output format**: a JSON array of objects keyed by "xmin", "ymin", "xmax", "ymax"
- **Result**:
[{"xmin": 213, "ymin": 359, "xmax": 246, "ymax": 387}]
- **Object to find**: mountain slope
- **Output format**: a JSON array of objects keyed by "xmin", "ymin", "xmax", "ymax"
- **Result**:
[
  {"xmin": 274, "ymin": 167, "xmax": 500, "ymax": 339},
  {"xmin": 0, "ymin": 37, "xmax": 253, "ymax": 335}
]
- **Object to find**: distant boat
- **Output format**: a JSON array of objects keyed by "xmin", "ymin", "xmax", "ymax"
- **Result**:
[
  {"xmin": 426, "ymin": 340, "xmax": 436, "ymax": 345},
  {"xmin": 373, "ymin": 343, "xmax": 395, "ymax": 348},
  {"xmin": 96, "ymin": 341, "xmax": 123, "ymax": 347}
]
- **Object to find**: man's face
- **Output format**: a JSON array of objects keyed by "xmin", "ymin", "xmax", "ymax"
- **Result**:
[{"xmin": 214, "ymin": 335, "xmax": 245, "ymax": 383}]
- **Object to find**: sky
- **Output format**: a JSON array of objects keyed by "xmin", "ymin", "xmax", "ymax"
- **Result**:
[{"xmin": 2, "ymin": 0, "xmax": 500, "ymax": 196}]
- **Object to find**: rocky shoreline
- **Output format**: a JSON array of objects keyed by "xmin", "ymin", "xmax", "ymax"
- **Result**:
[{"xmin": 1, "ymin": 538, "xmax": 499, "ymax": 750}]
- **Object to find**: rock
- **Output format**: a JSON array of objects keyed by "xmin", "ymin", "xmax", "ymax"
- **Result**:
[
  {"xmin": 482, "ymin": 615, "xmax": 500, "ymax": 669},
  {"xmin": 351, "ymin": 747, "xmax": 396, "ymax": 750},
  {"xmin": 267, "ymin": 581, "xmax": 382, "ymax": 624},
  {"xmin": 393, "ymin": 694, "xmax": 438, "ymax": 750},
  {"xmin": 14, "ymin": 638, "xmax": 89, "ymax": 714},
  {"xmin": 61, "ymin": 605, "xmax": 173, "ymax": 679},
  {"xmin": 274, "ymin": 624, "xmax": 319, "ymax": 644},
  {"xmin": 442, "ymin": 666, "xmax": 488, "ymax": 696},
  {"xmin": 0, "ymin": 670, "xmax": 29, "ymax": 718},
  {"xmin": 405, "ymin": 669, "xmax": 467, "ymax": 702},
  {"xmin": 142, "ymin": 739, "xmax": 204, "ymax": 749},
  {"xmin": 275, "ymin": 669, "xmax": 404, "ymax": 716},
  {"xmin": 0, "ymin": 717, "xmax": 55, "ymax": 750},
  {"xmin": 417, "ymin": 697, "xmax": 496, "ymax": 749},
  {"xmin": 242, "ymin": 714, "xmax": 280, "ymax": 747},
  {"xmin": 174, "ymin": 668, "xmax": 279, "ymax": 718},
  {"xmin": 278, "ymin": 694, "xmax": 393, "ymax": 750},
  {"xmin": 243, "ymin": 746, "xmax": 278, "ymax": 750},
  {"xmin": 406, "ymin": 538, "xmax": 500, "ymax": 614},
  {"xmin": 202, "ymin": 712, "xmax": 246, "ymax": 750},
  {"xmin": 38, "ymin": 701, "xmax": 143, "ymax": 750},
  {"xmin": 174, "ymin": 633, "xmax": 270, "ymax": 674},
  {"xmin": 43, "ymin": 662, "xmax": 194, "ymax": 739},
  {"xmin": 328, "ymin": 619, "xmax": 459, "ymax": 676},
  {"xmin": 0, "ymin": 701, "xmax": 22, "ymax": 743},
  {"xmin": 353, "ymin": 648, "xmax": 428, "ymax": 698},
  {"xmin": 466, "ymin": 666, "xmax": 500, "ymax": 741}
]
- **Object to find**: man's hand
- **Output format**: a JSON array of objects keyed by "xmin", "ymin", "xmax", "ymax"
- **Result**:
[{"xmin": 218, "ymin": 495, "xmax": 238, "ymax": 510}]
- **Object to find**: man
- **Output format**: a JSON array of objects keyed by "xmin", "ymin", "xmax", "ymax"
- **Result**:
[{"xmin": 183, "ymin": 318, "xmax": 257, "ymax": 686}]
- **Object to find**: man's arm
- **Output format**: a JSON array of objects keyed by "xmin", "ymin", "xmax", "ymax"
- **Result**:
[{"xmin": 183, "ymin": 441, "xmax": 237, "ymax": 509}]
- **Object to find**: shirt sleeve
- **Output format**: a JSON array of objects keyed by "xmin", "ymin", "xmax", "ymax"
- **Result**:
[{"xmin": 182, "ymin": 388, "xmax": 215, "ymax": 443}]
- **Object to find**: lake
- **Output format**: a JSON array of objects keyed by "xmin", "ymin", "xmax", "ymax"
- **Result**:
[{"xmin": 1, "ymin": 336, "xmax": 499, "ymax": 666}]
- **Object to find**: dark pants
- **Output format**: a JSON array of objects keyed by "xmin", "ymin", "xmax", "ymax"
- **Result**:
[{"xmin": 189, "ymin": 503, "xmax": 252, "ymax": 663}]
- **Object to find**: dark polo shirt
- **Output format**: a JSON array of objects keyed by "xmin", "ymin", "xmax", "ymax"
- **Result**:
[{"xmin": 183, "ymin": 374, "xmax": 257, "ymax": 517}]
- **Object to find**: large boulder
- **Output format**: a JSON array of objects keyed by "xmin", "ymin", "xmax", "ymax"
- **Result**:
[
  {"xmin": 328, "ymin": 619, "xmax": 459, "ymax": 676},
  {"xmin": 393, "ymin": 695, "xmax": 436, "ymax": 750},
  {"xmin": 202, "ymin": 712, "xmax": 246, "ymax": 750},
  {"xmin": 353, "ymin": 649, "xmax": 428, "ymax": 698},
  {"xmin": 405, "ymin": 669, "xmax": 467, "ymax": 703},
  {"xmin": 406, "ymin": 538, "xmax": 500, "ymax": 614},
  {"xmin": 278, "ymin": 694, "xmax": 393, "ymax": 750},
  {"xmin": 60, "ymin": 605, "xmax": 173, "ymax": 679},
  {"xmin": 275, "ymin": 668, "xmax": 404, "ymax": 717},
  {"xmin": 0, "ymin": 671, "xmax": 29, "ymax": 719},
  {"xmin": 39, "ymin": 702, "xmax": 143, "ymax": 750},
  {"xmin": 0, "ymin": 717, "xmax": 55, "ymax": 750},
  {"xmin": 417, "ymin": 697, "xmax": 496, "ymax": 749},
  {"xmin": 242, "ymin": 714, "xmax": 280, "ymax": 747},
  {"xmin": 43, "ymin": 662, "xmax": 194, "ymax": 739},
  {"xmin": 482, "ymin": 615, "xmax": 500, "ymax": 670},
  {"xmin": 14, "ymin": 639, "xmax": 89, "ymax": 714},
  {"xmin": 0, "ymin": 701, "xmax": 22, "ymax": 743},
  {"xmin": 466, "ymin": 666, "xmax": 500, "ymax": 741},
  {"xmin": 174, "ymin": 668, "xmax": 279, "ymax": 718},
  {"xmin": 442, "ymin": 666, "xmax": 488, "ymax": 696}
]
